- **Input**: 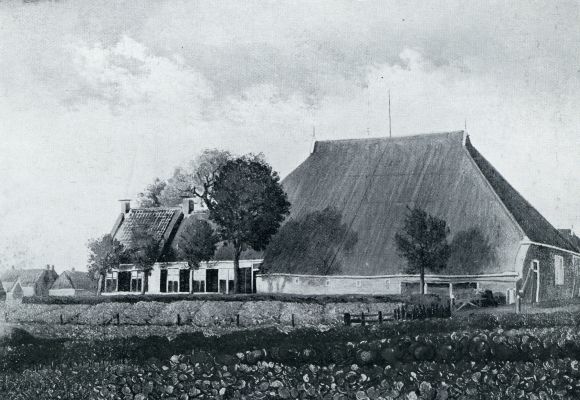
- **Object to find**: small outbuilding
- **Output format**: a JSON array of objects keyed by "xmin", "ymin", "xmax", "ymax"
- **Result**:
[
  {"xmin": 49, "ymin": 269, "xmax": 97, "ymax": 297},
  {"xmin": 0, "ymin": 265, "xmax": 59, "ymax": 300}
]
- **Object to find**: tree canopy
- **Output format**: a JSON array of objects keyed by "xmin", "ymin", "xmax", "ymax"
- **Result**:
[
  {"xmin": 177, "ymin": 218, "xmax": 219, "ymax": 269},
  {"xmin": 447, "ymin": 227, "xmax": 497, "ymax": 274},
  {"xmin": 395, "ymin": 208, "xmax": 450, "ymax": 294},
  {"xmin": 87, "ymin": 234, "xmax": 125, "ymax": 295},
  {"xmin": 204, "ymin": 154, "xmax": 290, "ymax": 293},
  {"xmin": 136, "ymin": 178, "xmax": 167, "ymax": 208},
  {"xmin": 137, "ymin": 149, "xmax": 232, "ymax": 207},
  {"xmin": 126, "ymin": 222, "xmax": 162, "ymax": 294},
  {"xmin": 262, "ymin": 207, "xmax": 358, "ymax": 275}
]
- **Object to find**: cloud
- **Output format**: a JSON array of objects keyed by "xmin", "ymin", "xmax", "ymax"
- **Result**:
[{"xmin": 0, "ymin": 1, "xmax": 578, "ymax": 270}]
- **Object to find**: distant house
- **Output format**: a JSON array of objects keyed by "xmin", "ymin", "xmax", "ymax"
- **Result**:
[
  {"xmin": 559, "ymin": 229, "xmax": 580, "ymax": 251},
  {"xmin": 49, "ymin": 269, "xmax": 97, "ymax": 297},
  {"xmin": 258, "ymin": 131, "xmax": 580, "ymax": 303},
  {"xmin": 104, "ymin": 198, "xmax": 261, "ymax": 295},
  {"xmin": 0, "ymin": 266, "xmax": 59, "ymax": 300}
]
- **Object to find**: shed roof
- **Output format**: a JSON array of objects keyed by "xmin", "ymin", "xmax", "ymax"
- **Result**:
[
  {"xmin": 270, "ymin": 131, "xmax": 576, "ymax": 275},
  {"xmin": 51, "ymin": 270, "xmax": 97, "ymax": 291}
]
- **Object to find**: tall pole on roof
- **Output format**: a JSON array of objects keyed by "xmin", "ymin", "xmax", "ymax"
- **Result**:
[{"xmin": 388, "ymin": 89, "xmax": 392, "ymax": 138}]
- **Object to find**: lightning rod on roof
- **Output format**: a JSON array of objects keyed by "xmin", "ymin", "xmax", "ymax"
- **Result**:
[{"xmin": 388, "ymin": 89, "xmax": 392, "ymax": 138}]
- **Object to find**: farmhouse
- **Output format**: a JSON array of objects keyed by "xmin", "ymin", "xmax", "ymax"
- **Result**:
[
  {"xmin": 257, "ymin": 131, "xmax": 580, "ymax": 303},
  {"xmin": 104, "ymin": 198, "xmax": 261, "ymax": 295},
  {"xmin": 0, "ymin": 265, "xmax": 59, "ymax": 300},
  {"xmin": 49, "ymin": 269, "xmax": 97, "ymax": 297}
]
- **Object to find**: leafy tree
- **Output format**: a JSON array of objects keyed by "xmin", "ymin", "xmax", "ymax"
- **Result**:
[
  {"xmin": 201, "ymin": 155, "xmax": 290, "ymax": 293},
  {"xmin": 177, "ymin": 218, "xmax": 219, "ymax": 293},
  {"xmin": 263, "ymin": 207, "xmax": 358, "ymax": 275},
  {"xmin": 159, "ymin": 149, "xmax": 232, "ymax": 206},
  {"xmin": 87, "ymin": 234, "xmax": 126, "ymax": 295},
  {"xmin": 395, "ymin": 208, "xmax": 451, "ymax": 295},
  {"xmin": 448, "ymin": 228, "xmax": 497, "ymax": 274},
  {"xmin": 127, "ymin": 222, "xmax": 162, "ymax": 294},
  {"xmin": 137, "ymin": 178, "xmax": 167, "ymax": 208}
]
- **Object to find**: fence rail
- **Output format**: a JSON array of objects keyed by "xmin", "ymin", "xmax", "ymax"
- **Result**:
[{"xmin": 344, "ymin": 311, "xmax": 387, "ymax": 326}]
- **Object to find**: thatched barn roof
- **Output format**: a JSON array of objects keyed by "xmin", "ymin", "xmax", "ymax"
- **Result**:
[{"xmin": 273, "ymin": 131, "xmax": 577, "ymax": 275}]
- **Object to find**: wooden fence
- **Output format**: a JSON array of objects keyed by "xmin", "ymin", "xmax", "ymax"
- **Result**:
[{"xmin": 343, "ymin": 311, "xmax": 387, "ymax": 326}]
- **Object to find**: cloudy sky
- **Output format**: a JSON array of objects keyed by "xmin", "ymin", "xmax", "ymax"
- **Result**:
[{"xmin": 0, "ymin": 0, "xmax": 578, "ymax": 271}]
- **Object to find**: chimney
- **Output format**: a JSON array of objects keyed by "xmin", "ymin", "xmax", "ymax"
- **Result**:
[
  {"xmin": 71, "ymin": 267, "xmax": 75, "ymax": 272},
  {"xmin": 46, "ymin": 264, "xmax": 50, "ymax": 271},
  {"xmin": 182, "ymin": 197, "xmax": 195, "ymax": 216},
  {"xmin": 119, "ymin": 199, "xmax": 131, "ymax": 214},
  {"xmin": 52, "ymin": 265, "xmax": 55, "ymax": 271}
]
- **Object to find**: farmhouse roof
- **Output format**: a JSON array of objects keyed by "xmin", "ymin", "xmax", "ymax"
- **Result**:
[
  {"xmin": 274, "ymin": 131, "xmax": 576, "ymax": 275},
  {"xmin": 111, "ymin": 205, "xmax": 261, "ymax": 263},
  {"xmin": 51, "ymin": 270, "xmax": 97, "ymax": 291}
]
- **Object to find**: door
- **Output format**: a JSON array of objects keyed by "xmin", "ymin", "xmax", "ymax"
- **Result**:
[
  {"xmin": 118, "ymin": 271, "xmax": 131, "ymax": 292},
  {"xmin": 160, "ymin": 269, "xmax": 167, "ymax": 293},
  {"xmin": 179, "ymin": 269, "xmax": 190, "ymax": 293},
  {"xmin": 530, "ymin": 260, "xmax": 540, "ymax": 303},
  {"xmin": 206, "ymin": 269, "xmax": 219, "ymax": 293}
]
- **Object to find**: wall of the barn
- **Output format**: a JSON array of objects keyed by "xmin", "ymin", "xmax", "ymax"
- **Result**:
[
  {"xmin": 257, "ymin": 273, "xmax": 518, "ymax": 298},
  {"xmin": 256, "ymin": 274, "xmax": 403, "ymax": 295},
  {"xmin": 520, "ymin": 245, "xmax": 580, "ymax": 302}
]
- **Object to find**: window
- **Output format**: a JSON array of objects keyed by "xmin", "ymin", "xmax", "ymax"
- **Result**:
[
  {"xmin": 385, "ymin": 279, "xmax": 390, "ymax": 288},
  {"xmin": 325, "ymin": 279, "xmax": 330, "ymax": 287},
  {"xmin": 167, "ymin": 269, "xmax": 179, "ymax": 293},
  {"xmin": 130, "ymin": 271, "xmax": 143, "ymax": 292},
  {"xmin": 555, "ymin": 255, "xmax": 565, "ymax": 285},
  {"xmin": 294, "ymin": 277, "xmax": 300, "ymax": 284},
  {"xmin": 355, "ymin": 280, "xmax": 362, "ymax": 288}
]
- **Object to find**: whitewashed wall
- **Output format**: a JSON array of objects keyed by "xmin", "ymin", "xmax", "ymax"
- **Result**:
[{"xmin": 256, "ymin": 273, "xmax": 519, "ymax": 297}]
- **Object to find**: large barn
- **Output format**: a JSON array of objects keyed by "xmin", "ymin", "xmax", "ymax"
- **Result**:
[
  {"xmin": 104, "ymin": 199, "xmax": 261, "ymax": 295},
  {"xmin": 257, "ymin": 131, "xmax": 580, "ymax": 302}
]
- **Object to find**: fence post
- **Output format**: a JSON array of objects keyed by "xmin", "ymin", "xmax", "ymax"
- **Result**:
[
  {"xmin": 361, "ymin": 312, "xmax": 366, "ymax": 326},
  {"xmin": 344, "ymin": 313, "xmax": 351, "ymax": 326},
  {"xmin": 60, "ymin": 314, "xmax": 63, "ymax": 325},
  {"xmin": 177, "ymin": 313, "xmax": 181, "ymax": 326},
  {"xmin": 116, "ymin": 313, "xmax": 120, "ymax": 325},
  {"xmin": 378, "ymin": 311, "xmax": 383, "ymax": 324},
  {"xmin": 236, "ymin": 314, "xmax": 240, "ymax": 327},
  {"xmin": 291, "ymin": 313, "xmax": 295, "ymax": 327}
]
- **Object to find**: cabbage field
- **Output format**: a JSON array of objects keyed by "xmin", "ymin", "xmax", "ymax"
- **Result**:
[{"xmin": 2, "ymin": 310, "xmax": 580, "ymax": 399}]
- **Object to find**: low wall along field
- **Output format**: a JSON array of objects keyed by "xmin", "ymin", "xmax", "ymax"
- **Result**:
[{"xmin": 0, "ymin": 299, "xmax": 411, "ymax": 327}]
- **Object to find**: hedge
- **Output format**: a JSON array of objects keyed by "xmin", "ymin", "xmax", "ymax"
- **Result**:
[{"xmin": 22, "ymin": 293, "xmax": 442, "ymax": 305}]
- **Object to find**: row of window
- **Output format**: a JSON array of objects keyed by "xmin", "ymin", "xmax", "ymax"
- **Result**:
[{"xmin": 105, "ymin": 267, "xmax": 256, "ymax": 294}]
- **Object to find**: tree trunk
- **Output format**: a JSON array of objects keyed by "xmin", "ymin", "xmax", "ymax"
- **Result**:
[
  {"xmin": 420, "ymin": 268, "xmax": 425, "ymax": 295},
  {"xmin": 97, "ymin": 274, "xmax": 105, "ymax": 296},
  {"xmin": 190, "ymin": 269, "xmax": 195, "ymax": 294},
  {"xmin": 233, "ymin": 247, "xmax": 241, "ymax": 294},
  {"xmin": 141, "ymin": 270, "xmax": 148, "ymax": 295}
]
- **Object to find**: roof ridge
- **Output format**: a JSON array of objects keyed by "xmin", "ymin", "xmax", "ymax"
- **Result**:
[
  {"xmin": 465, "ymin": 137, "xmax": 577, "ymax": 253},
  {"xmin": 315, "ymin": 130, "xmax": 464, "ymax": 145}
]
